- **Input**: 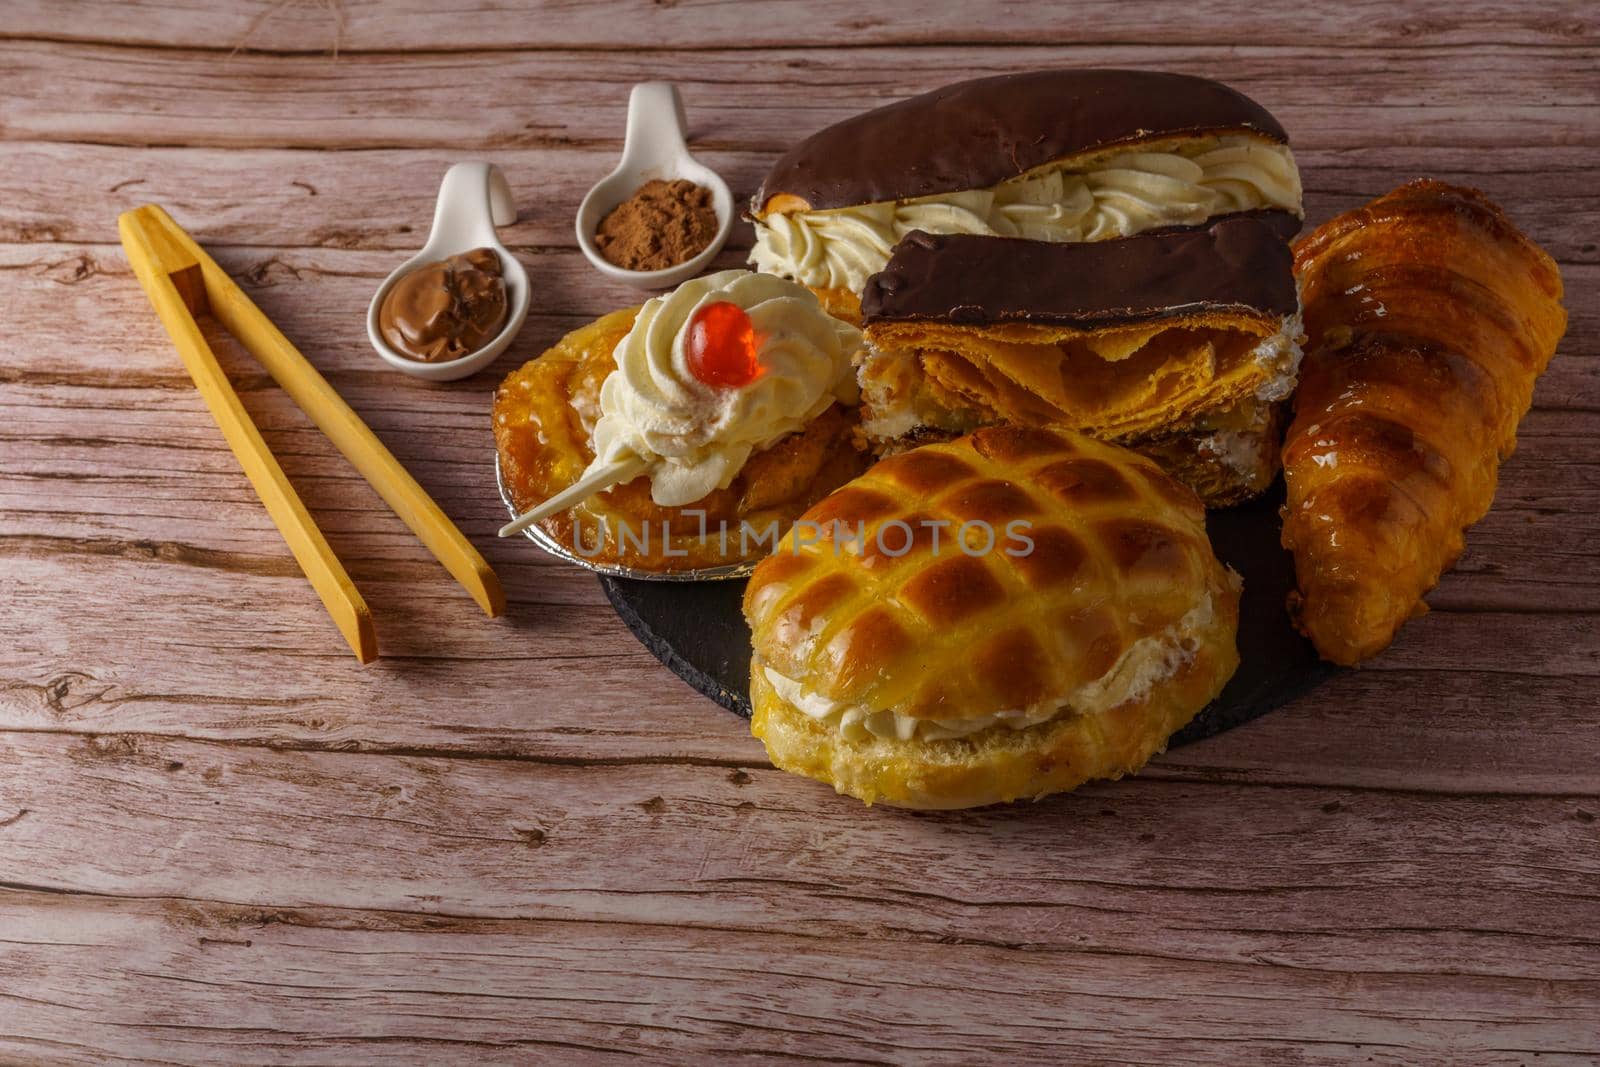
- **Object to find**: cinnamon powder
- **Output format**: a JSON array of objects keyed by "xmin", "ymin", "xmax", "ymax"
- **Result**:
[{"xmin": 594, "ymin": 179, "xmax": 718, "ymax": 272}]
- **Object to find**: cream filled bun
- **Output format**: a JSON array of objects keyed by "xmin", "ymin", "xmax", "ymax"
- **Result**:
[
  {"xmin": 742, "ymin": 425, "xmax": 1241, "ymax": 808},
  {"xmin": 493, "ymin": 270, "xmax": 870, "ymax": 573},
  {"xmin": 749, "ymin": 69, "xmax": 1302, "ymax": 311}
]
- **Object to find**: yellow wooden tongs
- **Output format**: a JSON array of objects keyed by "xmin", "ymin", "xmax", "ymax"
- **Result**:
[{"xmin": 118, "ymin": 204, "xmax": 504, "ymax": 663}]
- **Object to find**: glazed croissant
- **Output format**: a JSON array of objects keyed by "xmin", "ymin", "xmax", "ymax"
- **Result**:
[{"xmin": 1282, "ymin": 180, "xmax": 1566, "ymax": 665}]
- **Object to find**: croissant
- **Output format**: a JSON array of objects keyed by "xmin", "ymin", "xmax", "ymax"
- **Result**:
[{"xmin": 1282, "ymin": 180, "xmax": 1566, "ymax": 664}]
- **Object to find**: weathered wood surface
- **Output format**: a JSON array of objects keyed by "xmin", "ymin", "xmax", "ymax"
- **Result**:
[
  {"xmin": 2, "ymin": 1, "xmax": 1599, "ymax": 1062},
  {"xmin": 3, "ymin": 890, "xmax": 1591, "ymax": 1067},
  {"xmin": 4, "ymin": 40, "xmax": 1599, "ymax": 152},
  {"xmin": 5, "ymin": 0, "xmax": 1596, "ymax": 50}
]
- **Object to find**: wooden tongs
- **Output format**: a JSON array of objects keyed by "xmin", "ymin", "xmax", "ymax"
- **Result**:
[{"xmin": 119, "ymin": 204, "xmax": 504, "ymax": 663}]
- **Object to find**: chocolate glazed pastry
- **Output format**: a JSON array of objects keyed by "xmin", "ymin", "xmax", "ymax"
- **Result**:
[
  {"xmin": 752, "ymin": 69, "xmax": 1289, "ymax": 212},
  {"xmin": 380, "ymin": 247, "xmax": 509, "ymax": 362},
  {"xmin": 748, "ymin": 69, "xmax": 1303, "ymax": 316},
  {"xmin": 860, "ymin": 220, "xmax": 1299, "ymax": 327},
  {"xmin": 853, "ymin": 218, "xmax": 1303, "ymax": 506}
]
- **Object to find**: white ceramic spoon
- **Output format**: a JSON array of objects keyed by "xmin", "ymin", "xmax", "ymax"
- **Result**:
[
  {"xmin": 367, "ymin": 161, "xmax": 531, "ymax": 382},
  {"xmin": 500, "ymin": 87, "xmax": 743, "ymax": 576},
  {"xmin": 576, "ymin": 82, "xmax": 735, "ymax": 289}
]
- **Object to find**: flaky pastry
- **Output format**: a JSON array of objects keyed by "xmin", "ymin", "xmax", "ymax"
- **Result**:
[
  {"xmin": 855, "ymin": 220, "xmax": 1302, "ymax": 505},
  {"xmin": 1282, "ymin": 180, "xmax": 1566, "ymax": 664},
  {"xmin": 494, "ymin": 308, "xmax": 867, "ymax": 572},
  {"xmin": 1130, "ymin": 398, "xmax": 1286, "ymax": 509}
]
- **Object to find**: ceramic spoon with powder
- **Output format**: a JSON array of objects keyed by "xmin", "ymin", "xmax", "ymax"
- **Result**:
[{"xmin": 595, "ymin": 179, "xmax": 719, "ymax": 272}]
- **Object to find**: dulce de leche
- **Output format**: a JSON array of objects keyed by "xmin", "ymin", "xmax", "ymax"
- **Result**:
[{"xmin": 379, "ymin": 248, "xmax": 509, "ymax": 362}]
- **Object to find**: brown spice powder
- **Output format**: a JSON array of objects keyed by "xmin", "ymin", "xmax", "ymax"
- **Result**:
[{"xmin": 594, "ymin": 178, "xmax": 718, "ymax": 272}]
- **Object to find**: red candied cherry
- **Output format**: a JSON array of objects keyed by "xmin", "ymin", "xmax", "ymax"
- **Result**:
[{"xmin": 687, "ymin": 301, "xmax": 762, "ymax": 388}]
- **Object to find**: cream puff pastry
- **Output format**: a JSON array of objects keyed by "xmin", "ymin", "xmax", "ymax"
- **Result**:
[
  {"xmin": 743, "ymin": 425, "xmax": 1241, "ymax": 808},
  {"xmin": 750, "ymin": 68, "xmax": 1303, "ymax": 318},
  {"xmin": 494, "ymin": 272, "xmax": 869, "ymax": 572}
]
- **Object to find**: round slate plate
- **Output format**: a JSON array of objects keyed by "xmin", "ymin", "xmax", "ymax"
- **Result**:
[{"xmin": 600, "ymin": 481, "xmax": 1336, "ymax": 746}]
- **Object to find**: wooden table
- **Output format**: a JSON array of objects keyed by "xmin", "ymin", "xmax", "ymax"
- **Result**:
[{"xmin": 3, "ymin": 2, "xmax": 1597, "ymax": 1062}]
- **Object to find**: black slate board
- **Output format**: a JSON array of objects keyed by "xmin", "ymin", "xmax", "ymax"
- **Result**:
[{"xmin": 600, "ymin": 481, "xmax": 1335, "ymax": 746}]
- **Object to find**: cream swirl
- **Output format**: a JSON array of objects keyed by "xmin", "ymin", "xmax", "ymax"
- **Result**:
[
  {"xmin": 585, "ymin": 270, "xmax": 861, "ymax": 507},
  {"xmin": 751, "ymin": 136, "xmax": 1302, "ymax": 292}
]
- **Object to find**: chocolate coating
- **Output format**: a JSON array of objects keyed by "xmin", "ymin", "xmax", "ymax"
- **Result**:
[
  {"xmin": 380, "ymin": 247, "xmax": 508, "ymax": 362},
  {"xmin": 755, "ymin": 69, "xmax": 1289, "ymax": 214},
  {"xmin": 861, "ymin": 215, "xmax": 1299, "ymax": 327},
  {"xmin": 1146, "ymin": 207, "xmax": 1303, "ymax": 242}
]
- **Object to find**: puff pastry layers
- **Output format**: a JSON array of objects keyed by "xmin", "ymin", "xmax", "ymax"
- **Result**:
[
  {"xmin": 493, "ymin": 309, "xmax": 868, "ymax": 572},
  {"xmin": 743, "ymin": 426, "xmax": 1241, "ymax": 808},
  {"xmin": 856, "ymin": 221, "xmax": 1303, "ymax": 506},
  {"xmin": 1283, "ymin": 180, "xmax": 1566, "ymax": 664}
]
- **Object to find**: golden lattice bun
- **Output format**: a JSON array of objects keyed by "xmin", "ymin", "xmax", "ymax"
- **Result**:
[{"xmin": 743, "ymin": 426, "xmax": 1241, "ymax": 808}]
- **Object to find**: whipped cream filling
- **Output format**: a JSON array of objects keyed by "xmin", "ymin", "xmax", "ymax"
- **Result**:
[
  {"xmin": 763, "ymin": 594, "xmax": 1219, "ymax": 743},
  {"xmin": 1187, "ymin": 392, "xmax": 1278, "ymax": 477},
  {"xmin": 1250, "ymin": 312, "xmax": 1305, "ymax": 403},
  {"xmin": 1195, "ymin": 428, "xmax": 1269, "ymax": 477},
  {"xmin": 584, "ymin": 270, "xmax": 862, "ymax": 507},
  {"xmin": 752, "ymin": 137, "xmax": 1302, "ymax": 293}
]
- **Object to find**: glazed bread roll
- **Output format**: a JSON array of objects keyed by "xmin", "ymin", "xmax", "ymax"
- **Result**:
[
  {"xmin": 743, "ymin": 425, "xmax": 1241, "ymax": 808},
  {"xmin": 750, "ymin": 68, "xmax": 1303, "ymax": 315},
  {"xmin": 1283, "ymin": 180, "xmax": 1566, "ymax": 664},
  {"xmin": 855, "ymin": 218, "xmax": 1303, "ymax": 505}
]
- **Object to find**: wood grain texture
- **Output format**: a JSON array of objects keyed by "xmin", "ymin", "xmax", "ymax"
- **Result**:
[
  {"xmin": 1, "ymin": 1, "xmax": 1598, "ymax": 1062},
  {"xmin": 4, "ymin": 142, "xmax": 1600, "ymax": 265},
  {"xmin": 4, "ymin": 0, "xmax": 1596, "ymax": 50},
  {"xmin": 3, "ymin": 40, "xmax": 1598, "ymax": 152},
  {"xmin": 2, "ymin": 891, "xmax": 1592, "ymax": 1067}
]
